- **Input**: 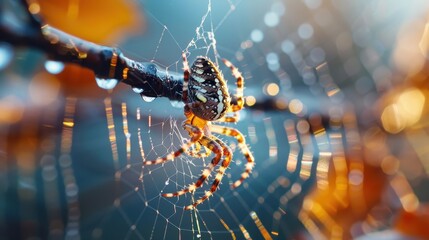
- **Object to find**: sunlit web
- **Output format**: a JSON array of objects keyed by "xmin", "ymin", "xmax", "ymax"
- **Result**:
[
  {"xmin": 5, "ymin": 0, "xmax": 426, "ymax": 240},
  {"xmin": 87, "ymin": 0, "xmax": 330, "ymax": 239}
]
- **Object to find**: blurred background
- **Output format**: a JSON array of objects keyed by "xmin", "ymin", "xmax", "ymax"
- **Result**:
[{"xmin": 1, "ymin": 0, "xmax": 429, "ymax": 239}]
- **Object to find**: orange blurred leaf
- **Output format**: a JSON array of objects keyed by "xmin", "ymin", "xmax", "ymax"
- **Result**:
[
  {"xmin": 38, "ymin": 0, "xmax": 145, "ymax": 44},
  {"xmin": 395, "ymin": 205, "xmax": 429, "ymax": 239},
  {"xmin": 36, "ymin": 0, "xmax": 145, "ymax": 97}
]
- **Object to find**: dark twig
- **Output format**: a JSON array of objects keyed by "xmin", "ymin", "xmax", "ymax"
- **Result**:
[{"xmin": 0, "ymin": 0, "xmax": 184, "ymax": 102}]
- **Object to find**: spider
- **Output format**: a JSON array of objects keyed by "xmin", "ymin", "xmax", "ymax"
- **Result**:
[{"xmin": 143, "ymin": 53, "xmax": 255, "ymax": 210}]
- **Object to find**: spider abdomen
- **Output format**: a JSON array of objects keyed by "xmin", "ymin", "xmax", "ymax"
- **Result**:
[{"xmin": 188, "ymin": 57, "xmax": 230, "ymax": 121}]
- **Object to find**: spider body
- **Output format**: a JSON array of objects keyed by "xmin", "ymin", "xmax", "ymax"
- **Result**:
[
  {"xmin": 144, "ymin": 53, "xmax": 254, "ymax": 210},
  {"xmin": 188, "ymin": 57, "xmax": 230, "ymax": 121}
]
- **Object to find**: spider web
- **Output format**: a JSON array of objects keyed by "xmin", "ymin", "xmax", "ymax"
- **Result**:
[
  {"xmin": 2, "ymin": 0, "xmax": 429, "ymax": 240},
  {"xmin": 82, "ymin": 1, "xmax": 325, "ymax": 239},
  {"xmin": 84, "ymin": 1, "xmax": 313, "ymax": 239},
  {"xmin": 80, "ymin": 1, "xmax": 429, "ymax": 239}
]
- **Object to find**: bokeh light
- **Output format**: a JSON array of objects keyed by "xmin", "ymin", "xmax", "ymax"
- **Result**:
[
  {"xmin": 264, "ymin": 12, "xmax": 280, "ymax": 27},
  {"xmin": 0, "ymin": 43, "xmax": 13, "ymax": 70},
  {"xmin": 29, "ymin": 72, "xmax": 61, "ymax": 106},
  {"xmin": 266, "ymin": 83, "xmax": 280, "ymax": 96},
  {"xmin": 298, "ymin": 23, "xmax": 314, "ymax": 40},
  {"xmin": 0, "ymin": 95, "xmax": 24, "ymax": 124},
  {"xmin": 250, "ymin": 29, "xmax": 264, "ymax": 43},
  {"xmin": 381, "ymin": 88, "xmax": 425, "ymax": 134},
  {"xmin": 289, "ymin": 99, "xmax": 304, "ymax": 115},
  {"xmin": 245, "ymin": 95, "xmax": 256, "ymax": 106}
]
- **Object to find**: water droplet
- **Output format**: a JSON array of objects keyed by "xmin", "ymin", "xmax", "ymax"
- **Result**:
[
  {"xmin": 196, "ymin": 234, "xmax": 201, "ymax": 238},
  {"xmin": 132, "ymin": 87, "xmax": 144, "ymax": 94},
  {"xmin": 95, "ymin": 77, "xmax": 118, "ymax": 90},
  {"xmin": 141, "ymin": 95, "xmax": 155, "ymax": 102},
  {"xmin": 44, "ymin": 60, "xmax": 64, "ymax": 74},
  {"xmin": 165, "ymin": 180, "xmax": 169, "ymax": 185},
  {"xmin": 170, "ymin": 100, "xmax": 185, "ymax": 108},
  {"xmin": 0, "ymin": 43, "xmax": 13, "ymax": 70},
  {"xmin": 207, "ymin": 31, "xmax": 215, "ymax": 41}
]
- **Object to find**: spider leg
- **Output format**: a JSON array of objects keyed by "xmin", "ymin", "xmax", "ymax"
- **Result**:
[
  {"xmin": 210, "ymin": 125, "xmax": 255, "ymax": 189},
  {"xmin": 182, "ymin": 52, "xmax": 190, "ymax": 104},
  {"xmin": 187, "ymin": 142, "xmax": 212, "ymax": 158},
  {"xmin": 163, "ymin": 136, "xmax": 223, "ymax": 198},
  {"xmin": 222, "ymin": 58, "xmax": 244, "ymax": 112},
  {"xmin": 216, "ymin": 111, "xmax": 240, "ymax": 123},
  {"xmin": 143, "ymin": 124, "xmax": 203, "ymax": 165},
  {"xmin": 185, "ymin": 136, "xmax": 232, "ymax": 210}
]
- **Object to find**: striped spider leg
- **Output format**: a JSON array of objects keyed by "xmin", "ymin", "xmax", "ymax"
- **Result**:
[
  {"xmin": 142, "ymin": 124, "xmax": 203, "ymax": 166},
  {"xmin": 222, "ymin": 58, "xmax": 244, "ymax": 113},
  {"xmin": 210, "ymin": 124, "xmax": 255, "ymax": 188},
  {"xmin": 184, "ymin": 136, "xmax": 232, "ymax": 210},
  {"xmin": 187, "ymin": 141, "xmax": 212, "ymax": 158},
  {"xmin": 215, "ymin": 59, "xmax": 254, "ymax": 188},
  {"xmin": 161, "ymin": 135, "xmax": 224, "ymax": 198}
]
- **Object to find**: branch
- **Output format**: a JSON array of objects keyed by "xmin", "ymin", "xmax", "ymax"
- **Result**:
[{"xmin": 0, "ymin": 1, "xmax": 183, "ymax": 101}]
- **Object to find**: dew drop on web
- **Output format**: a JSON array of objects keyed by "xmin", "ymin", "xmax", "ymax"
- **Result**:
[
  {"xmin": 141, "ymin": 95, "xmax": 155, "ymax": 102},
  {"xmin": 132, "ymin": 87, "xmax": 144, "ymax": 93},
  {"xmin": 95, "ymin": 77, "xmax": 119, "ymax": 90},
  {"xmin": 44, "ymin": 60, "xmax": 65, "ymax": 74}
]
